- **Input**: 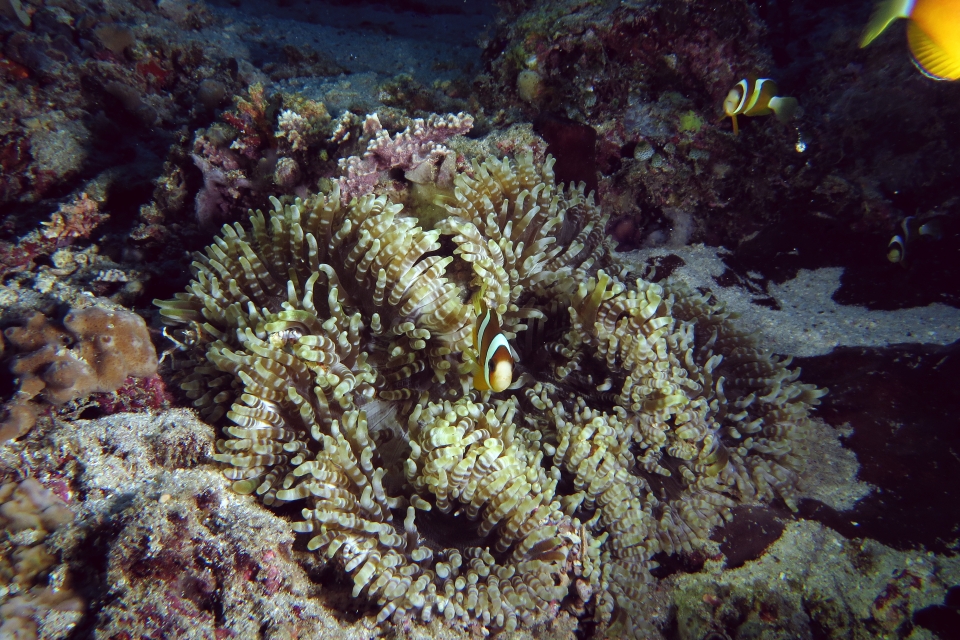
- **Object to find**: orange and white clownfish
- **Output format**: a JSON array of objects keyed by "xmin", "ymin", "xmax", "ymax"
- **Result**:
[
  {"xmin": 471, "ymin": 290, "xmax": 516, "ymax": 393},
  {"xmin": 860, "ymin": 0, "xmax": 960, "ymax": 81},
  {"xmin": 722, "ymin": 77, "xmax": 799, "ymax": 135}
]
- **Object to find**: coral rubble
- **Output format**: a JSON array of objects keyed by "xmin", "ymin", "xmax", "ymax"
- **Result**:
[{"xmin": 156, "ymin": 141, "xmax": 825, "ymax": 635}]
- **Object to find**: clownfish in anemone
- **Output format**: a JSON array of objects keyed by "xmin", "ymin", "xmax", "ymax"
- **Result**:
[
  {"xmin": 470, "ymin": 289, "xmax": 517, "ymax": 393},
  {"xmin": 860, "ymin": 0, "xmax": 960, "ymax": 81},
  {"xmin": 722, "ymin": 77, "xmax": 799, "ymax": 135}
]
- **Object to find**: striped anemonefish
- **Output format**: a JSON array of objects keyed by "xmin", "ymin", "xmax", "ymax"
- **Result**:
[
  {"xmin": 860, "ymin": 0, "xmax": 960, "ymax": 81},
  {"xmin": 887, "ymin": 215, "xmax": 942, "ymax": 265},
  {"xmin": 471, "ymin": 289, "xmax": 516, "ymax": 393},
  {"xmin": 722, "ymin": 78, "xmax": 799, "ymax": 135}
]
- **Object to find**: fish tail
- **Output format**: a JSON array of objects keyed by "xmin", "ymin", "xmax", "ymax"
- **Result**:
[
  {"xmin": 918, "ymin": 220, "xmax": 943, "ymax": 240},
  {"xmin": 472, "ymin": 283, "xmax": 488, "ymax": 316},
  {"xmin": 768, "ymin": 96, "xmax": 799, "ymax": 123},
  {"xmin": 907, "ymin": 21, "xmax": 960, "ymax": 81},
  {"xmin": 473, "ymin": 364, "xmax": 491, "ymax": 391},
  {"xmin": 860, "ymin": 0, "xmax": 915, "ymax": 48}
]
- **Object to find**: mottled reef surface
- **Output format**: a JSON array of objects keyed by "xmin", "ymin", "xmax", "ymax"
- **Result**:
[{"xmin": 1, "ymin": 0, "xmax": 959, "ymax": 638}]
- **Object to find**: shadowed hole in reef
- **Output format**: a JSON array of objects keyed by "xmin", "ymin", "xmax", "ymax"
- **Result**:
[
  {"xmin": 533, "ymin": 114, "xmax": 599, "ymax": 195},
  {"xmin": 649, "ymin": 549, "xmax": 707, "ymax": 579},
  {"xmin": 712, "ymin": 505, "xmax": 789, "ymax": 569},
  {"xmin": 306, "ymin": 562, "xmax": 374, "ymax": 622},
  {"xmin": 794, "ymin": 343, "xmax": 960, "ymax": 553},
  {"xmin": 77, "ymin": 405, "xmax": 105, "ymax": 420},
  {"xmin": 914, "ymin": 584, "xmax": 960, "ymax": 640},
  {"xmin": 648, "ymin": 505, "xmax": 791, "ymax": 579}
]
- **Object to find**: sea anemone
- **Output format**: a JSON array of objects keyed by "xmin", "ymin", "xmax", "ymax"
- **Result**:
[{"xmin": 155, "ymin": 149, "xmax": 824, "ymax": 635}]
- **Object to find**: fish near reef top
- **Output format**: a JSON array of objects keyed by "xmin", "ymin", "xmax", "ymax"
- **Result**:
[
  {"xmin": 860, "ymin": 0, "xmax": 960, "ymax": 80},
  {"xmin": 722, "ymin": 77, "xmax": 798, "ymax": 135},
  {"xmin": 471, "ymin": 289, "xmax": 516, "ymax": 393}
]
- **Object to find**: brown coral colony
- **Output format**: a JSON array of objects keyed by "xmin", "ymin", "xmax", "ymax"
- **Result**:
[
  {"xmin": 1, "ymin": 307, "xmax": 159, "ymax": 441},
  {"xmin": 153, "ymin": 116, "xmax": 826, "ymax": 634}
]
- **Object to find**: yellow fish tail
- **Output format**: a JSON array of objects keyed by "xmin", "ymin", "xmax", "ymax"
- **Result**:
[
  {"xmin": 860, "ymin": 0, "xmax": 915, "ymax": 47},
  {"xmin": 473, "ymin": 364, "xmax": 491, "ymax": 391},
  {"xmin": 768, "ymin": 96, "xmax": 799, "ymax": 123},
  {"xmin": 472, "ymin": 283, "xmax": 488, "ymax": 316},
  {"xmin": 907, "ymin": 21, "xmax": 960, "ymax": 80}
]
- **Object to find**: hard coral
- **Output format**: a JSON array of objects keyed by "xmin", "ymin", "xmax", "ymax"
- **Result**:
[
  {"xmin": 155, "ymin": 120, "xmax": 824, "ymax": 636},
  {"xmin": 336, "ymin": 111, "xmax": 474, "ymax": 202},
  {"xmin": 0, "ymin": 478, "xmax": 84, "ymax": 639},
  {"xmin": 0, "ymin": 193, "xmax": 106, "ymax": 280},
  {"xmin": 222, "ymin": 83, "xmax": 275, "ymax": 160},
  {"xmin": 1, "ymin": 306, "xmax": 158, "ymax": 441},
  {"xmin": 189, "ymin": 89, "xmax": 336, "ymax": 229}
]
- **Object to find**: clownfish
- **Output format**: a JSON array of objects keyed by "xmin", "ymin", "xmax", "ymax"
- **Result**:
[
  {"xmin": 860, "ymin": 0, "xmax": 960, "ymax": 80},
  {"xmin": 887, "ymin": 215, "xmax": 942, "ymax": 265},
  {"xmin": 471, "ymin": 289, "xmax": 516, "ymax": 393},
  {"xmin": 722, "ymin": 78, "xmax": 799, "ymax": 135}
]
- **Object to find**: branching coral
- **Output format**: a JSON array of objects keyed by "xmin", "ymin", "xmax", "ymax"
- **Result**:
[
  {"xmin": 190, "ymin": 86, "xmax": 337, "ymax": 228},
  {"xmin": 0, "ymin": 193, "xmax": 107, "ymax": 280},
  {"xmin": 156, "ymin": 132, "xmax": 824, "ymax": 635}
]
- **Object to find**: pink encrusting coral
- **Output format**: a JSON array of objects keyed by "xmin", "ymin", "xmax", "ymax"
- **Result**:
[
  {"xmin": 335, "ymin": 111, "xmax": 474, "ymax": 202},
  {"xmin": 190, "ymin": 140, "xmax": 256, "ymax": 230}
]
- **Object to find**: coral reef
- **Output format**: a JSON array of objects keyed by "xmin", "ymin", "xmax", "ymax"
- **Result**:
[
  {"xmin": 1, "ymin": 305, "xmax": 159, "ymax": 441},
  {"xmin": 2, "ymin": 408, "xmax": 537, "ymax": 639},
  {"xmin": 0, "ymin": 0, "xmax": 960, "ymax": 639},
  {"xmin": 0, "ymin": 0, "xmax": 956, "ymax": 636},
  {"xmin": 473, "ymin": 0, "xmax": 801, "ymax": 249},
  {"xmin": 668, "ymin": 519, "xmax": 960, "ymax": 640},
  {"xmin": 477, "ymin": 0, "xmax": 960, "ymax": 271},
  {"xmin": 156, "ymin": 139, "xmax": 824, "ymax": 634},
  {"xmin": 189, "ymin": 84, "xmax": 339, "ymax": 229},
  {"xmin": 0, "ymin": 0, "xmax": 242, "ymax": 207},
  {"xmin": 187, "ymin": 99, "xmax": 474, "ymax": 234},
  {"xmin": 0, "ymin": 192, "xmax": 106, "ymax": 281}
]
